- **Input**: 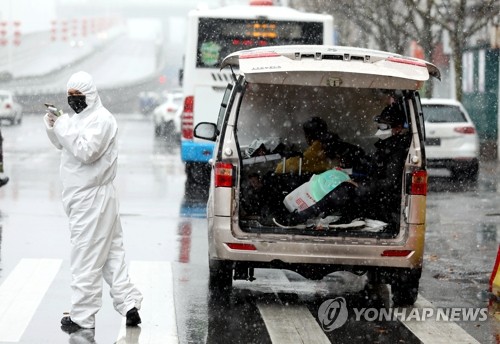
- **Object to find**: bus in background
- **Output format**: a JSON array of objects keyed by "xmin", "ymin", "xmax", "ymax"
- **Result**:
[{"xmin": 180, "ymin": 0, "xmax": 334, "ymax": 194}]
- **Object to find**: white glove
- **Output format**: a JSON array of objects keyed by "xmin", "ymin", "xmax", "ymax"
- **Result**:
[{"xmin": 44, "ymin": 113, "xmax": 58, "ymax": 128}]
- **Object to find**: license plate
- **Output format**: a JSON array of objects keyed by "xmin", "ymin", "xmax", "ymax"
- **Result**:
[{"xmin": 425, "ymin": 138, "xmax": 440, "ymax": 146}]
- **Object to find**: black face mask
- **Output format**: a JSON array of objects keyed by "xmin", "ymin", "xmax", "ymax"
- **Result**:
[{"xmin": 68, "ymin": 95, "xmax": 87, "ymax": 113}]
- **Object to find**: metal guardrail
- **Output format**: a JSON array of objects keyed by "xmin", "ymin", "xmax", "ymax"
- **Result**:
[{"xmin": 18, "ymin": 73, "xmax": 164, "ymax": 114}]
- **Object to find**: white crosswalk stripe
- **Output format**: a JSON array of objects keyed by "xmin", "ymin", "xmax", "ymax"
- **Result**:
[
  {"xmin": 250, "ymin": 269, "xmax": 331, "ymax": 344},
  {"xmin": 258, "ymin": 303, "xmax": 331, "ymax": 344},
  {"xmin": 116, "ymin": 261, "xmax": 178, "ymax": 344},
  {"xmin": 400, "ymin": 295, "xmax": 481, "ymax": 344},
  {"xmin": 0, "ymin": 258, "xmax": 62, "ymax": 342}
]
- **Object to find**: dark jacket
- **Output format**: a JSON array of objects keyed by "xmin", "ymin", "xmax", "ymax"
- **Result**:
[{"xmin": 359, "ymin": 131, "xmax": 411, "ymax": 222}]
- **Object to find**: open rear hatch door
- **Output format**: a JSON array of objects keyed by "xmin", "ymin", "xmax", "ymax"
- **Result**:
[{"xmin": 221, "ymin": 45, "xmax": 441, "ymax": 89}]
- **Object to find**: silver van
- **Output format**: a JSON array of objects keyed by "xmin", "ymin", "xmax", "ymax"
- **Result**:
[{"xmin": 194, "ymin": 45, "xmax": 440, "ymax": 306}]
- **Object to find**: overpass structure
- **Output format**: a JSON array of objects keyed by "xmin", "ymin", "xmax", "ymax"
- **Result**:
[
  {"xmin": 0, "ymin": 0, "xmax": 275, "ymax": 113},
  {"xmin": 56, "ymin": 0, "xmax": 224, "ymax": 18},
  {"xmin": 0, "ymin": 0, "xmax": 230, "ymax": 85}
]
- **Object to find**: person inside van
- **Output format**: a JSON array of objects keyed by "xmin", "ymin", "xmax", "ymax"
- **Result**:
[
  {"xmin": 274, "ymin": 117, "xmax": 338, "ymax": 174},
  {"xmin": 358, "ymin": 102, "xmax": 411, "ymax": 223},
  {"xmin": 277, "ymin": 103, "xmax": 410, "ymax": 227}
]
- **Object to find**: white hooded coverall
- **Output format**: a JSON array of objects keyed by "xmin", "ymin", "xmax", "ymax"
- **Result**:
[{"xmin": 44, "ymin": 71, "xmax": 142, "ymax": 328}]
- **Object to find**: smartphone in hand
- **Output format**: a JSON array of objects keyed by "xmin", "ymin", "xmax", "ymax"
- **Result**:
[{"xmin": 44, "ymin": 103, "xmax": 63, "ymax": 117}]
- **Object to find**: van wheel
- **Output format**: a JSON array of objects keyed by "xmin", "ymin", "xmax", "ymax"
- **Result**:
[
  {"xmin": 161, "ymin": 121, "xmax": 175, "ymax": 138},
  {"xmin": 362, "ymin": 272, "xmax": 387, "ymax": 308},
  {"xmin": 209, "ymin": 258, "xmax": 233, "ymax": 294},
  {"xmin": 391, "ymin": 270, "xmax": 420, "ymax": 306},
  {"xmin": 154, "ymin": 124, "xmax": 162, "ymax": 137},
  {"xmin": 185, "ymin": 163, "xmax": 210, "ymax": 199}
]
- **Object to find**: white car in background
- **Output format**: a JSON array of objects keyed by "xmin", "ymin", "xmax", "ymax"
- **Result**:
[
  {"xmin": 152, "ymin": 90, "xmax": 183, "ymax": 140},
  {"xmin": 0, "ymin": 90, "xmax": 23, "ymax": 125},
  {"xmin": 421, "ymin": 98, "xmax": 480, "ymax": 181}
]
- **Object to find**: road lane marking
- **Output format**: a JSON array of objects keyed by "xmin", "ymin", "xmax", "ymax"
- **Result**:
[
  {"xmin": 116, "ymin": 261, "xmax": 178, "ymax": 344},
  {"xmin": 257, "ymin": 302, "xmax": 331, "ymax": 344},
  {"xmin": 0, "ymin": 258, "xmax": 62, "ymax": 342},
  {"xmin": 251, "ymin": 270, "xmax": 330, "ymax": 344},
  {"xmin": 399, "ymin": 295, "xmax": 480, "ymax": 344}
]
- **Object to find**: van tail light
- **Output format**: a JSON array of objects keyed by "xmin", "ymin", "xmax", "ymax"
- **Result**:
[
  {"xmin": 240, "ymin": 52, "xmax": 280, "ymax": 59},
  {"xmin": 454, "ymin": 126, "xmax": 476, "ymax": 134},
  {"xmin": 387, "ymin": 56, "xmax": 427, "ymax": 67},
  {"xmin": 215, "ymin": 162, "xmax": 233, "ymax": 187},
  {"xmin": 225, "ymin": 243, "xmax": 257, "ymax": 251},
  {"xmin": 181, "ymin": 96, "xmax": 194, "ymax": 139},
  {"xmin": 410, "ymin": 170, "xmax": 427, "ymax": 195},
  {"xmin": 249, "ymin": 0, "xmax": 273, "ymax": 6},
  {"xmin": 381, "ymin": 250, "xmax": 412, "ymax": 257},
  {"xmin": 5, "ymin": 103, "xmax": 11, "ymax": 109}
]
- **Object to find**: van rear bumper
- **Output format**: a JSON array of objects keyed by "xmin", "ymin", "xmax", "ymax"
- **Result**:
[{"xmin": 209, "ymin": 216, "xmax": 425, "ymax": 270}]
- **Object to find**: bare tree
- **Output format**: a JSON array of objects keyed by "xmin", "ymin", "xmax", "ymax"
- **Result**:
[
  {"xmin": 402, "ymin": 0, "xmax": 443, "ymax": 97},
  {"xmin": 290, "ymin": 0, "xmax": 439, "ymax": 96},
  {"xmin": 291, "ymin": 0, "xmax": 413, "ymax": 53},
  {"xmin": 290, "ymin": 0, "xmax": 500, "ymax": 100},
  {"xmin": 431, "ymin": 0, "xmax": 499, "ymax": 100}
]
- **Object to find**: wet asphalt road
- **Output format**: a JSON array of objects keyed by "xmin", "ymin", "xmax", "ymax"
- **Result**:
[{"xmin": 0, "ymin": 114, "xmax": 498, "ymax": 343}]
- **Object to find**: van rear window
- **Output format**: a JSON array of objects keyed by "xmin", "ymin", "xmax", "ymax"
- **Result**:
[{"xmin": 236, "ymin": 83, "xmax": 392, "ymax": 158}]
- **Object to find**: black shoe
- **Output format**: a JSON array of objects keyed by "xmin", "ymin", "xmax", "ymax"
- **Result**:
[
  {"xmin": 60, "ymin": 316, "xmax": 82, "ymax": 334},
  {"xmin": 0, "ymin": 177, "xmax": 8, "ymax": 187},
  {"xmin": 126, "ymin": 307, "xmax": 141, "ymax": 327},
  {"xmin": 275, "ymin": 210, "xmax": 307, "ymax": 226}
]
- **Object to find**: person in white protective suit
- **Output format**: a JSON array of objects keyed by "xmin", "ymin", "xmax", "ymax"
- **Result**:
[{"xmin": 43, "ymin": 71, "xmax": 143, "ymax": 331}]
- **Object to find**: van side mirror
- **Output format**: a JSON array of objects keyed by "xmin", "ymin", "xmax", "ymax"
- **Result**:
[{"xmin": 194, "ymin": 122, "xmax": 219, "ymax": 141}]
